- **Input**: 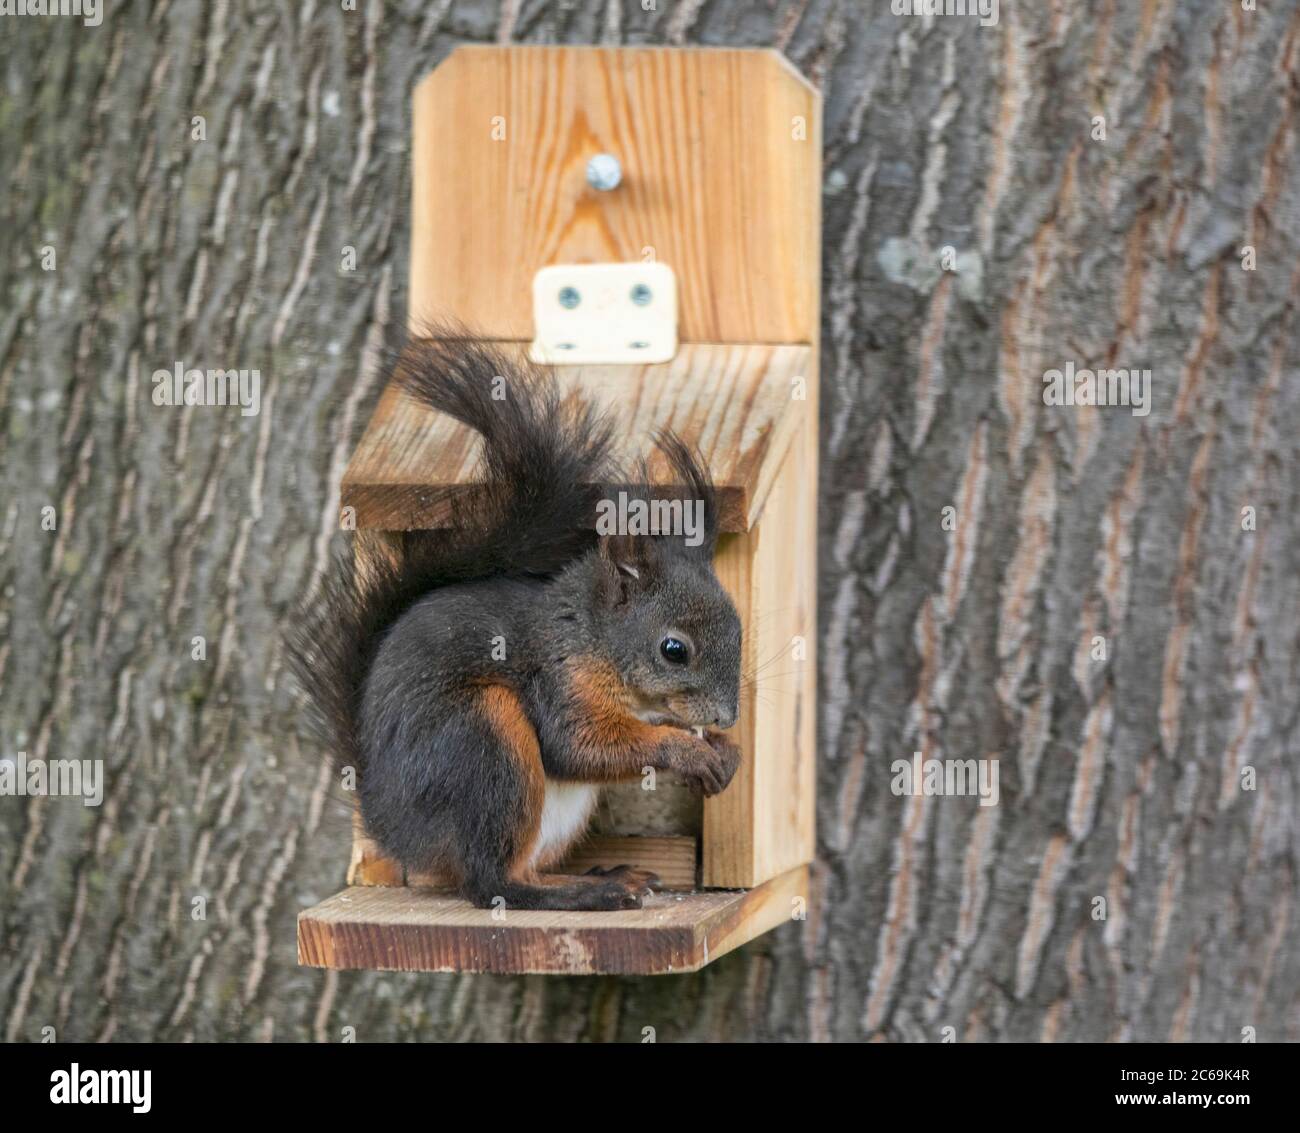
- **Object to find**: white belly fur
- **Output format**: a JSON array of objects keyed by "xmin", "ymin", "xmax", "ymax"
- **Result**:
[{"xmin": 530, "ymin": 780, "xmax": 600, "ymax": 868}]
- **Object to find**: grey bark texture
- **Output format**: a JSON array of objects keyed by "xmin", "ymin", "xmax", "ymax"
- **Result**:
[{"xmin": 2, "ymin": 0, "xmax": 1298, "ymax": 1042}]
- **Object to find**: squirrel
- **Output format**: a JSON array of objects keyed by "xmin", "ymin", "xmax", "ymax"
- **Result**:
[{"xmin": 291, "ymin": 335, "xmax": 742, "ymax": 911}]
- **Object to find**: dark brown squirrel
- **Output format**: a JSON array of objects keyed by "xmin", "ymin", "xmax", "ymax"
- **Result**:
[{"xmin": 290, "ymin": 334, "xmax": 741, "ymax": 911}]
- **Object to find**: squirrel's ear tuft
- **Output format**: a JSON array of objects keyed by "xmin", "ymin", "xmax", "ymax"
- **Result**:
[{"xmin": 653, "ymin": 430, "xmax": 720, "ymax": 559}]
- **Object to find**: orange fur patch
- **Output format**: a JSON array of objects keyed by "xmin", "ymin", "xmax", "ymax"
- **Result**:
[
  {"xmin": 477, "ymin": 685, "xmax": 545, "ymax": 874},
  {"xmin": 565, "ymin": 659, "xmax": 683, "ymax": 777}
]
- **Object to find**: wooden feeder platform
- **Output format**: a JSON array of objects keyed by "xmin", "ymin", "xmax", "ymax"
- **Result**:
[
  {"xmin": 298, "ymin": 45, "xmax": 820, "ymax": 976},
  {"xmin": 299, "ymin": 867, "xmax": 807, "ymax": 976}
]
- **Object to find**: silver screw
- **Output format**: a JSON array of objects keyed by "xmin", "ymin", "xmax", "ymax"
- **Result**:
[
  {"xmin": 558, "ymin": 287, "xmax": 580, "ymax": 309},
  {"xmin": 630, "ymin": 283, "xmax": 652, "ymax": 306},
  {"xmin": 586, "ymin": 153, "xmax": 622, "ymax": 191}
]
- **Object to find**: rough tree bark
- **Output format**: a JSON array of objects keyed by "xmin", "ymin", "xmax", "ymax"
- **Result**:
[{"xmin": 2, "ymin": 1, "xmax": 1298, "ymax": 1042}]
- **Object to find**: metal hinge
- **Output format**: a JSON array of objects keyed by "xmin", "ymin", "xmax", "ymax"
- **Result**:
[{"xmin": 529, "ymin": 262, "xmax": 678, "ymax": 365}]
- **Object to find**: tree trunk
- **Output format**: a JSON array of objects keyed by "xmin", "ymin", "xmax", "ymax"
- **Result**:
[{"xmin": 2, "ymin": 1, "xmax": 1297, "ymax": 1042}]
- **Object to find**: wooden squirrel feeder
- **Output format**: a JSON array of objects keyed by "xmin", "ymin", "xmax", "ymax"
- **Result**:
[{"xmin": 297, "ymin": 45, "xmax": 820, "ymax": 975}]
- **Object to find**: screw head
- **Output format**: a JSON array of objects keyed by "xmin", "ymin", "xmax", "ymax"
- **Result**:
[
  {"xmin": 558, "ymin": 286, "xmax": 580, "ymax": 309},
  {"xmin": 630, "ymin": 283, "xmax": 652, "ymax": 306},
  {"xmin": 586, "ymin": 153, "xmax": 622, "ymax": 191}
]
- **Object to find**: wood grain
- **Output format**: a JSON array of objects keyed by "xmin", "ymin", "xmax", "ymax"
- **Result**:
[
  {"xmin": 395, "ymin": 835, "xmax": 699, "ymax": 892},
  {"xmin": 705, "ymin": 426, "xmax": 818, "ymax": 886},
  {"xmin": 342, "ymin": 341, "xmax": 809, "ymax": 532},
  {"xmin": 411, "ymin": 46, "xmax": 820, "ymax": 345},
  {"xmin": 549, "ymin": 834, "xmax": 698, "ymax": 890},
  {"xmin": 298, "ymin": 865, "xmax": 807, "ymax": 975}
]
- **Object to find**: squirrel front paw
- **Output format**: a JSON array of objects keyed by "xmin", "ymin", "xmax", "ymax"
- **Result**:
[{"xmin": 673, "ymin": 731, "xmax": 741, "ymax": 796}]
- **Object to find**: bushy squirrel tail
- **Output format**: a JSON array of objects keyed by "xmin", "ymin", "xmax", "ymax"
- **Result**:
[{"xmin": 288, "ymin": 333, "xmax": 616, "ymax": 782}]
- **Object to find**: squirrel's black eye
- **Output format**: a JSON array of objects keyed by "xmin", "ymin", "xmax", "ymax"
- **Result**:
[{"xmin": 660, "ymin": 636, "xmax": 689, "ymax": 664}]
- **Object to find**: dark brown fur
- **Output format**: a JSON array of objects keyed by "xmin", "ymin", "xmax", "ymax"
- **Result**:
[{"xmin": 289, "ymin": 333, "xmax": 741, "ymax": 911}]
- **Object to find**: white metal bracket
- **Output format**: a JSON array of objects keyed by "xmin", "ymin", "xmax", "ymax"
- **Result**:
[{"xmin": 529, "ymin": 262, "xmax": 678, "ymax": 365}]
